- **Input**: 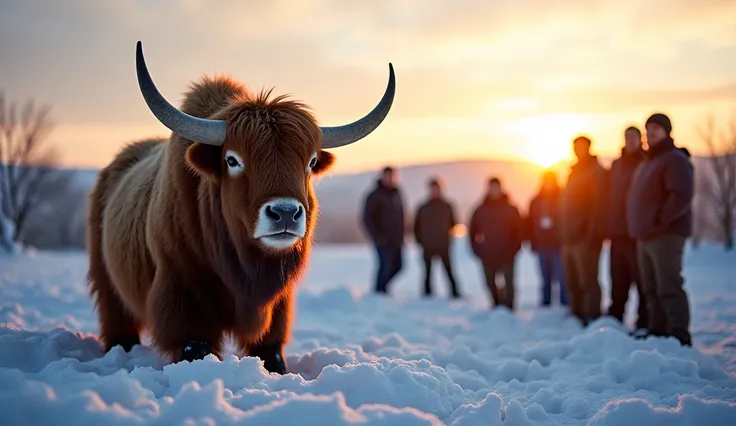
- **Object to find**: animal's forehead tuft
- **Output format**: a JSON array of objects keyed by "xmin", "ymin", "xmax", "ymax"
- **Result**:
[
  {"xmin": 222, "ymin": 93, "xmax": 322, "ymax": 152},
  {"xmin": 180, "ymin": 75, "xmax": 247, "ymax": 119}
]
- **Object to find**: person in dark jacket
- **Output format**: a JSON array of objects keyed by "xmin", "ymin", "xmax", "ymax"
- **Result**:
[
  {"xmin": 604, "ymin": 126, "xmax": 648, "ymax": 334},
  {"xmin": 362, "ymin": 166, "xmax": 406, "ymax": 295},
  {"xmin": 559, "ymin": 136, "xmax": 607, "ymax": 326},
  {"xmin": 627, "ymin": 113, "xmax": 694, "ymax": 347},
  {"xmin": 414, "ymin": 177, "xmax": 461, "ymax": 298},
  {"xmin": 527, "ymin": 170, "xmax": 568, "ymax": 307},
  {"xmin": 469, "ymin": 177, "xmax": 522, "ymax": 310}
]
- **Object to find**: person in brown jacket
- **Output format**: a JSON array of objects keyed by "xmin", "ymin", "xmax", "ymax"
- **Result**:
[
  {"xmin": 604, "ymin": 126, "xmax": 648, "ymax": 335},
  {"xmin": 469, "ymin": 177, "xmax": 523, "ymax": 310},
  {"xmin": 413, "ymin": 177, "xmax": 461, "ymax": 298},
  {"xmin": 627, "ymin": 113, "xmax": 694, "ymax": 347},
  {"xmin": 559, "ymin": 136, "xmax": 607, "ymax": 326},
  {"xmin": 527, "ymin": 171, "xmax": 568, "ymax": 307}
]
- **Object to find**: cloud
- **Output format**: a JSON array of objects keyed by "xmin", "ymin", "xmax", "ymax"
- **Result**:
[{"xmin": 0, "ymin": 0, "xmax": 734, "ymax": 130}]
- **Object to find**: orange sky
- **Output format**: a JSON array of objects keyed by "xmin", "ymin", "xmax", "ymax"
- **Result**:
[{"xmin": 2, "ymin": 0, "xmax": 735, "ymax": 174}]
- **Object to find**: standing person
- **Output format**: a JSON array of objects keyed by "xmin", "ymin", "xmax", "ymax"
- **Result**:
[
  {"xmin": 527, "ymin": 171, "xmax": 568, "ymax": 307},
  {"xmin": 362, "ymin": 166, "xmax": 406, "ymax": 295},
  {"xmin": 627, "ymin": 113, "xmax": 694, "ymax": 347},
  {"xmin": 469, "ymin": 177, "xmax": 523, "ymax": 310},
  {"xmin": 559, "ymin": 136, "xmax": 607, "ymax": 326},
  {"xmin": 605, "ymin": 126, "xmax": 648, "ymax": 335},
  {"xmin": 413, "ymin": 177, "xmax": 461, "ymax": 299}
]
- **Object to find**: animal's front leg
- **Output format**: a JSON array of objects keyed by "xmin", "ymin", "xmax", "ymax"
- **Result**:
[
  {"xmin": 147, "ymin": 268, "xmax": 225, "ymax": 363},
  {"xmin": 240, "ymin": 293, "xmax": 293, "ymax": 374}
]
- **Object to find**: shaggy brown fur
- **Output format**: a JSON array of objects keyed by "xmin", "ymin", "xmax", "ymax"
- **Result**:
[{"xmin": 87, "ymin": 76, "xmax": 335, "ymax": 367}]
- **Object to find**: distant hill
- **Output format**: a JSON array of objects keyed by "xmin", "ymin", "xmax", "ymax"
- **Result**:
[
  {"xmin": 13, "ymin": 154, "xmax": 726, "ymax": 247},
  {"xmin": 313, "ymin": 159, "xmax": 554, "ymax": 242},
  {"xmin": 53, "ymin": 158, "xmax": 557, "ymax": 244}
]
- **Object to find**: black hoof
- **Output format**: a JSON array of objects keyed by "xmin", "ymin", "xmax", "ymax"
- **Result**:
[
  {"xmin": 120, "ymin": 339, "xmax": 140, "ymax": 352},
  {"xmin": 249, "ymin": 343, "xmax": 287, "ymax": 374},
  {"xmin": 106, "ymin": 336, "xmax": 140, "ymax": 353},
  {"xmin": 181, "ymin": 340, "xmax": 212, "ymax": 362}
]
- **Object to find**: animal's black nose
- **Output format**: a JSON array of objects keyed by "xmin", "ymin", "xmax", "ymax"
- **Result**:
[{"xmin": 265, "ymin": 204, "xmax": 303, "ymax": 224}]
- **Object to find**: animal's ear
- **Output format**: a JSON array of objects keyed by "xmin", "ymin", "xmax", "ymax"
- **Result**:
[
  {"xmin": 312, "ymin": 150, "xmax": 335, "ymax": 175},
  {"xmin": 186, "ymin": 143, "xmax": 222, "ymax": 180}
]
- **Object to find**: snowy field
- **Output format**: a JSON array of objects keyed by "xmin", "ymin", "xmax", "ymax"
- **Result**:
[{"xmin": 1, "ymin": 241, "xmax": 735, "ymax": 425}]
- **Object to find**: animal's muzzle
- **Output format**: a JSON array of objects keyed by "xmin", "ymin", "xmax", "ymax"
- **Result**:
[
  {"xmin": 254, "ymin": 198, "xmax": 307, "ymax": 241},
  {"xmin": 264, "ymin": 203, "xmax": 303, "ymax": 232}
]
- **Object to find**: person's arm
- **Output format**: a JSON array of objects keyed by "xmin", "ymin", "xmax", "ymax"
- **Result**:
[
  {"xmin": 525, "ymin": 198, "xmax": 536, "ymax": 246},
  {"xmin": 362, "ymin": 192, "xmax": 380, "ymax": 242},
  {"xmin": 413, "ymin": 205, "xmax": 423, "ymax": 245},
  {"xmin": 587, "ymin": 166, "xmax": 608, "ymax": 242},
  {"xmin": 511, "ymin": 206, "xmax": 523, "ymax": 252},
  {"xmin": 399, "ymin": 193, "xmax": 408, "ymax": 243},
  {"xmin": 469, "ymin": 208, "xmax": 481, "ymax": 257},
  {"xmin": 448, "ymin": 202, "xmax": 458, "ymax": 230},
  {"xmin": 659, "ymin": 154, "xmax": 694, "ymax": 226}
]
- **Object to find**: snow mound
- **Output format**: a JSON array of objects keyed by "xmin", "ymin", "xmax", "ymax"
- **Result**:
[{"xmin": 1, "ymin": 246, "xmax": 735, "ymax": 425}]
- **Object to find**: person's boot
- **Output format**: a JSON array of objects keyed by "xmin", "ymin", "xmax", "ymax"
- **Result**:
[
  {"xmin": 635, "ymin": 318, "xmax": 648, "ymax": 332},
  {"xmin": 630, "ymin": 328, "xmax": 649, "ymax": 339},
  {"xmin": 181, "ymin": 340, "xmax": 212, "ymax": 362}
]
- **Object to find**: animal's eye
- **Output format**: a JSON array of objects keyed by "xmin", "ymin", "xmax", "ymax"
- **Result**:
[
  {"xmin": 309, "ymin": 156, "xmax": 318, "ymax": 169},
  {"xmin": 224, "ymin": 150, "xmax": 245, "ymax": 176}
]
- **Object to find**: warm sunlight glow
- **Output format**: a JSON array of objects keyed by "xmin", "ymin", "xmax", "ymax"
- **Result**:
[
  {"xmin": 506, "ymin": 114, "xmax": 598, "ymax": 167},
  {"xmin": 451, "ymin": 224, "xmax": 467, "ymax": 238},
  {"xmin": 527, "ymin": 141, "xmax": 569, "ymax": 167}
]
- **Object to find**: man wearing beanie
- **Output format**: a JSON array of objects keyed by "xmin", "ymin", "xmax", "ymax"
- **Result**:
[{"xmin": 626, "ymin": 113, "xmax": 694, "ymax": 347}]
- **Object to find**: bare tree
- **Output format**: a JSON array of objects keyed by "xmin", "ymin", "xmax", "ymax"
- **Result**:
[
  {"xmin": 697, "ymin": 113, "xmax": 736, "ymax": 250},
  {"xmin": 0, "ymin": 91, "xmax": 70, "ymax": 249},
  {"xmin": 692, "ymin": 169, "xmax": 718, "ymax": 249},
  {"xmin": 21, "ymin": 178, "xmax": 88, "ymax": 249}
]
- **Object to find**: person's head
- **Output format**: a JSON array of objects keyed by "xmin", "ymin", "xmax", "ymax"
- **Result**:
[
  {"xmin": 380, "ymin": 166, "xmax": 397, "ymax": 188},
  {"xmin": 572, "ymin": 136, "xmax": 592, "ymax": 160},
  {"xmin": 428, "ymin": 177, "xmax": 444, "ymax": 199},
  {"xmin": 487, "ymin": 177, "xmax": 502, "ymax": 199},
  {"xmin": 645, "ymin": 113, "xmax": 672, "ymax": 147},
  {"xmin": 624, "ymin": 126, "xmax": 642, "ymax": 153},
  {"xmin": 540, "ymin": 170, "xmax": 558, "ymax": 193}
]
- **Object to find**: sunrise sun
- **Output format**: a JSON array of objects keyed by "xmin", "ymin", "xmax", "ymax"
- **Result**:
[
  {"xmin": 506, "ymin": 114, "xmax": 596, "ymax": 167},
  {"xmin": 527, "ymin": 141, "xmax": 568, "ymax": 167}
]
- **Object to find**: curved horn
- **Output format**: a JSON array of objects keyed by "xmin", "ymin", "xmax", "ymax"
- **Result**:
[
  {"xmin": 135, "ymin": 41, "xmax": 227, "ymax": 146},
  {"xmin": 320, "ymin": 63, "xmax": 396, "ymax": 149}
]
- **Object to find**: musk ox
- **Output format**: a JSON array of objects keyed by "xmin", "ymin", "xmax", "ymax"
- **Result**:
[{"xmin": 86, "ymin": 41, "xmax": 395, "ymax": 373}]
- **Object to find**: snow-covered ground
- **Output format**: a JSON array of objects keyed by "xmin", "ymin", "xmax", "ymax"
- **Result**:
[{"xmin": 1, "ymin": 241, "xmax": 735, "ymax": 425}]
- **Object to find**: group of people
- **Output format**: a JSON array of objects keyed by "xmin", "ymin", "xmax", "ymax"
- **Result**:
[{"xmin": 361, "ymin": 112, "xmax": 694, "ymax": 347}]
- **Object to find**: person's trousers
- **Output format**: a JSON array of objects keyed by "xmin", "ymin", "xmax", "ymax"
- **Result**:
[
  {"xmin": 374, "ymin": 243, "xmax": 403, "ymax": 293},
  {"xmin": 608, "ymin": 237, "xmax": 648, "ymax": 329},
  {"xmin": 538, "ymin": 249, "xmax": 568, "ymax": 306},
  {"xmin": 562, "ymin": 240, "xmax": 603, "ymax": 323},
  {"xmin": 482, "ymin": 262, "xmax": 515, "ymax": 309},
  {"xmin": 637, "ymin": 235, "xmax": 691, "ymax": 344},
  {"xmin": 423, "ymin": 249, "xmax": 460, "ymax": 297}
]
